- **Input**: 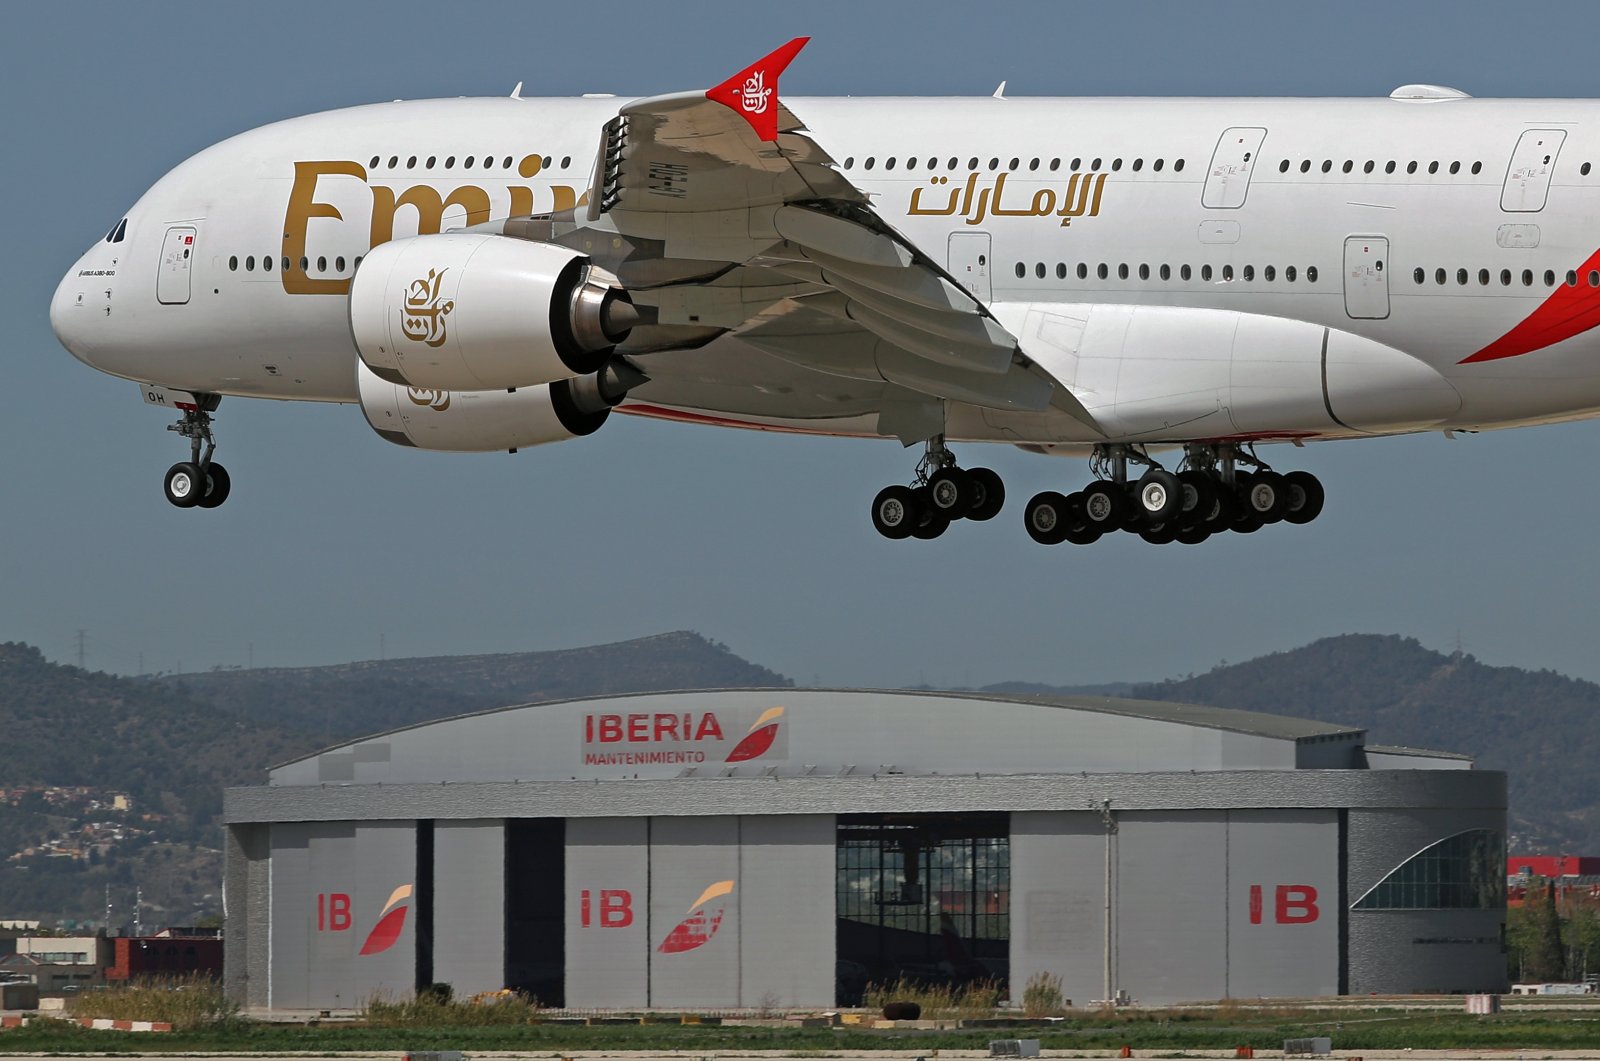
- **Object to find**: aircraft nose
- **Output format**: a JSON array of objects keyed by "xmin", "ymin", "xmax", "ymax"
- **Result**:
[{"xmin": 51, "ymin": 251, "xmax": 98, "ymax": 363}]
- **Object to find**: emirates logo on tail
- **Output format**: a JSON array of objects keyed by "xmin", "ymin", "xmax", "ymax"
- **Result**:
[{"xmin": 706, "ymin": 38, "xmax": 809, "ymax": 142}]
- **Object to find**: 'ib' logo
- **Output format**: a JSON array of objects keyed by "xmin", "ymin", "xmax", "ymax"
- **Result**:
[{"xmin": 399, "ymin": 269, "xmax": 454, "ymax": 348}]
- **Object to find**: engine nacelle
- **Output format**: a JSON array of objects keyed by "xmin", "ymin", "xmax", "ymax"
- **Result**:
[
  {"xmin": 349, "ymin": 233, "xmax": 636, "ymax": 391},
  {"xmin": 357, "ymin": 359, "xmax": 642, "ymax": 452}
]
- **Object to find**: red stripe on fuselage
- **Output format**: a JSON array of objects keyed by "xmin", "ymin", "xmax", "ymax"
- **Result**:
[{"xmin": 1462, "ymin": 247, "xmax": 1600, "ymax": 363}]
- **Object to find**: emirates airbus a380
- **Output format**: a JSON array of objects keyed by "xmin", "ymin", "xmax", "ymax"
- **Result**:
[{"xmin": 48, "ymin": 39, "xmax": 1600, "ymax": 544}]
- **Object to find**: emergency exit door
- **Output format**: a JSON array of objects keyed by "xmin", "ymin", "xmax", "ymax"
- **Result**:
[
  {"xmin": 1343, "ymin": 236, "xmax": 1390, "ymax": 320},
  {"xmin": 1203, "ymin": 127, "xmax": 1268, "ymax": 209},
  {"xmin": 948, "ymin": 232, "xmax": 992, "ymax": 303},
  {"xmin": 1502, "ymin": 129, "xmax": 1566, "ymax": 212},
  {"xmin": 157, "ymin": 226, "xmax": 196, "ymax": 305}
]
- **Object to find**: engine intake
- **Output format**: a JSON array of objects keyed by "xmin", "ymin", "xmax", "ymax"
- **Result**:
[{"xmin": 349, "ymin": 232, "xmax": 636, "ymax": 391}]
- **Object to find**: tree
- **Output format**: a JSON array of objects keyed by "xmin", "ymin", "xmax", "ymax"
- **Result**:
[{"xmin": 1529, "ymin": 881, "xmax": 1567, "ymax": 981}]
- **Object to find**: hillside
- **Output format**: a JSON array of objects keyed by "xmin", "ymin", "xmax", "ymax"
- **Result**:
[
  {"xmin": 0, "ymin": 632, "xmax": 791, "ymax": 922},
  {"xmin": 1125, "ymin": 634, "xmax": 1600, "ymax": 851},
  {"xmin": 167, "ymin": 631, "xmax": 792, "ymax": 743}
]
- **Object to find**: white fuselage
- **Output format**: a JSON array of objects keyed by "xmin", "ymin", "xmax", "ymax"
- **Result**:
[{"xmin": 51, "ymin": 93, "xmax": 1600, "ymax": 446}]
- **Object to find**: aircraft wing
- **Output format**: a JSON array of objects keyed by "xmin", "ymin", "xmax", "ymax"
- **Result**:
[{"xmin": 535, "ymin": 39, "xmax": 1100, "ymax": 442}]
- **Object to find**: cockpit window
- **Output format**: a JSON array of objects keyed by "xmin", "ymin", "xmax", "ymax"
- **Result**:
[{"xmin": 104, "ymin": 218, "xmax": 128, "ymax": 243}]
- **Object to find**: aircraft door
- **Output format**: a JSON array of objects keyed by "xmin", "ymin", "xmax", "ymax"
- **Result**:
[
  {"xmin": 1343, "ymin": 236, "xmax": 1390, "ymax": 320},
  {"xmin": 948, "ymin": 232, "xmax": 992, "ymax": 303},
  {"xmin": 1501, "ymin": 129, "xmax": 1566, "ymax": 212},
  {"xmin": 157, "ymin": 226, "xmax": 197, "ymax": 305},
  {"xmin": 1202, "ymin": 127, "xmax": 1268, "ymax": 209}
]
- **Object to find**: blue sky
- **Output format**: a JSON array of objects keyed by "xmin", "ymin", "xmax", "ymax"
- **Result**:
[{"xmin": 7, "ymin": 0, "xmax": 1600, "ymax": 688}]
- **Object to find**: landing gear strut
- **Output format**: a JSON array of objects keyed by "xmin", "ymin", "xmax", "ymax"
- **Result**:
[
  {"xmin": 1021, "ymin": 442, "xmax": 1324, "ymax": 546},
  {"xmin": 869, "ymin": 436, "xmax": 1004, "ymax": 541},
  {"xmin": 161, "ymin": 393, "xmax": 230, "ymax": 509}
]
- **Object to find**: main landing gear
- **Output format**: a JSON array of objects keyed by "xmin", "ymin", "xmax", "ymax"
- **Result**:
[
  {"xmin": 870, "ymin": 437, "xmax": 1005, "ymax": 541},
  {"xmin": 159, "ymin": 393, "xmax": 231, "ymax": 510},
  {"xmin": 1022, "ymin": 443, "xmax": 1324, "ymax": 546}
]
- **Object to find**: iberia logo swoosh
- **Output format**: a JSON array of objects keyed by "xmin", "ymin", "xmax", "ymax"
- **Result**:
[
  {"xmin": 359, "ymin": 884, "xmax": 412, "ymax": 955},
  {"xmin": 658, "ymin": 880, "xmax": 735, "ymax": 954},
  {"xmin": 1462, "ymin": 246, "xmax": 1600, "ymax": 363},
  {"xmin": 725, "ymin": 706, "xmax": 784, "ymax": 763}
]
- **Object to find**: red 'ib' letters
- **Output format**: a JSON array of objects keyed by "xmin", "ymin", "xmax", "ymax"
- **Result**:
[
  {"xmin": 1248, "ymin": 884, "xmax": 1319, "ymax": 924},
  {"xmin": 316, "ymin": 893, "xmax": 352, "ymax": 931},
  {"xmin": 579, "ymin": 889, "xmax": 634, "ymax": 928}
]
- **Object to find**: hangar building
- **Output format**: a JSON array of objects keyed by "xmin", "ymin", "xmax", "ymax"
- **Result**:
[{"xmin": 222, "ymin": 689, "xmax": 1506, "ymax": 1009}]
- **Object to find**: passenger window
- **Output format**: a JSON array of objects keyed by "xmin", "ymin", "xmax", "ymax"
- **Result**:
[
  {"xmin": 1201, "ymin": 264, "xmax": 1213, "ymax": 281},
  {"xmin": 406, "ymin": 156, "xmax": 417, "ymax": 169},
  {"xmin": 927, "ymin": 158, "xmax": 937, "ymax": 170},
  {"xmin": 1222, "ymin": 264, "xmax": 1234, "ymax": 281},
  {"xmin": 1174, "ymin": 159, "xmax": 1185, "ymax": 172},
  {"xmin": 1569, "ymin": 270, "xmax": 1580, "ymax": 286},
  {"xmin": 1138, "ymin": 263, "xmax": 1150, "ymax": 280},
  {"xmin": 1242, "ymin": 264, "xmax": 1254, "ymax": 281},
  {"xmin": 1300, "ymin": 160, "xmax": 1311, "ymax": 173},
  {"xmin": 228, "ymin": 256, "xmax": 238, "ymax": 271},
  {"xmin": 1584, "ymin": 162, "xmax": 1594, "ymax": 176},
  {"xmin": 426, "ymin": 156, "xmax": 436, "ymax": 168},
  {"xmin": 1342, "ymin": 160, "xmax": 1354, "ymax": 173},
  {"xmin": 1055, "ymin": 263, "xmax": 1067, "ymax": 279},
  {"xmin": 1591, "ymin": 271, "xmax": 1600, "ymax": 287},
  {"xmin": 369, "ymin": 155, "xmax": 380, "ymax": 169},
  {"xmin": 1014, "ymin": 263, "xmax": 1025, "ymax": 278},
  {"xmin": 1097, "ymin": 263, "xmax": 1109, "ymax": 280},
  {"xmin": 282, "ymin": 256, "xmax": 291, "ymax": 272},
  {"xmin": 949, "ymin": 157, "xmax": 959, "ymax": 169},
  {"xmin": 1117, "ymin": 263, "xmax": 1129, "ymax": 280},
  {"xmin": 464, "ymin": 156, "xmax": 475, "ymax": 167},
  {"xmin": 1091, "ymin": 157, "xmax": 1102, "ymax": 170},
  {"xmin": 988, "ymin": 158, "xmax": 999, "ymax": 170},
  {"xmin": 1428, "ymin": 161, "xmax": 1439, "ymax": 174},
  {"xmin": 1264, "ymin": 265, "xmax": 1275, "ymax": 281},
  {"xmin": 245, "ymin": 256, "xmax": 255, "ymax": 271},
  {"xmin": 1279, "ymin": 160, "xmax": 1290, "ymax": 173},
  {"xmin": 1457, "ymin": 269, "xmax": 1468, "ymax": 285},
  {"xmin": 1322, "ymin": 160, "xmax": 1333, "ymax": 173},
  {"xmin": 1035, "ymin": 262, "xmax": 1045, "ymax": 278},
  {"xmin": 1154, "ymin": 158, "xmax": 1165, "ymax": 171},
  {"xmin": 1132, "ymin": 158, "xmax": 1144, "ymax": 171},
  {"xmin": 388, "ymin": 156, "xmax": 399, "ymax": 168},
  {"xmin": 337, "ymin": 256, "xmax": 347, "ymax": 272},
  {"xmin": 864, "ymin": 157, "xmax": 875, "ymax": 170},
  {"xmin": 844, "ymin": 157, "xmax": 854, "ymax": 169},
  {"xmin": 885, "ymin": 157, "xmax": 897, "ymax": 170},
  {"xmin": 445, "ymin": 156, "xmax": 456, "ymax": 169},
  {"xmin": 968, "ymin": 157, "xmax": 979, "ymax": 170},
  {"xmin": 562, "ymin": 156, "xmax": 571, "ymax": 168},
  {"xmin": 299, "ymin": 257, "xmax": 309, "ymax": 271},
  {"xmin": 1385, "ymin": 161, "xmax": 1396, "ymax": 174},
  {"xmin": 263, "ymin": 255, "xmax": 273, "ymax": 273},
  {"xmin": 1009, "ymin": 157, "xmax": 1020, "ymax": 170},
  {"xmin": 1523, "ymin": 269, "xmax": 1534, "ymax": 286},
  {"xmin": 1076, "ymin": 263, "xmax": 1088, "ymax": 280},
  {"xmin": 1049, "ymin": 158, "xmax": 1061, "ymax": 171},
  {"xmin": 1450, "ymin": 161, "xmax": 1461, "ymax": 174},
  {"xmin": 1160, "ymin": 263, "xmax": 1172, "ymax": 280},
  {"xmin": 1306, "ymin": 266, "xmax": 1318, "ymax": 282},
  {"xmin": 1413, "ymin": 267, "xmax": 1425, "ymax": 284},
  {"xmin": 1363, "ymin": 160, "xmax": 1375, "ymax": 173},
  {"xmin": 1180, "ymin": 264, "xmax": 1192, "ymax": 280},
  {"xmin": 1471, "ymin": 161, "xmax": 1483, "ymax": 175},
  {"xmin": 1071, "ymin": 157, "xmax": 1082, "ymax": 171},
  {"xmin": 1544, "ymin": 269, "xmax": 1556, "ymax": 287},
  {"xmin": 1500, "ymin": 269, "xmax": 1512, "ymax": 285},
  {"xmin": 1111, "ymin": 158, "xmax": 1123, "ymax": 171},
  {"xmin": 1407, "ymin": 161, "xmax": 1418, "ymax": 174},
  {"xmin": 317, "ymin": 256, "xmax": 327, "ymax": 273},
  {"xmin": 1479, "ymin": 269, "xmax": 1490, "ymax": 286},
  {"xmin": 1435, "ymin": 268, "xmax": 1446, "ymax": 285},
  {"xmin": 1284, "ymin": 265, "xmax": 1296, "ymax": 282}
]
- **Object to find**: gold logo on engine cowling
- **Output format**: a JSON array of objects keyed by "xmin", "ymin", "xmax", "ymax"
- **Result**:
[
  {"xmin": 406, "ymin": 388, "xmax": 451, "ymax": 411},
  {"xmin": 400, "ymin": 268, "xmax": 453, "ymax": 348}
]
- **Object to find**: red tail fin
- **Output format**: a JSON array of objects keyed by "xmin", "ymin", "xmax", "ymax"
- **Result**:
[{"xmin": 706, "ymin": 37, "xmax": 810, "ymax": 142}]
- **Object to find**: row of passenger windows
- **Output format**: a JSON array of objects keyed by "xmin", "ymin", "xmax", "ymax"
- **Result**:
[
  {"xmin": 1414, "ymin": 265, "xmax": 1600, "ymax": 288},
  {"xmin": 1280, "ymin": 158, "xmax": 1487, "ymax": 176},
  {"xmin": 365, "ymin": 153, "xmax": 574, "ymax": 173},
  {"xmin": 1014, "ymin": 261, "xmax": 1320, "ymax": 284},
  {"xmin": 228, "ymin": 254, "xmax": 363, "ymax": 275},
  {"xmin": 842, "ymin": 155, "xmax": 1185, "ymax": 174}
]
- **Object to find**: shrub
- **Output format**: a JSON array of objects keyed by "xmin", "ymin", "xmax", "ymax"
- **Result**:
[
  {"xmin": 861, "ymin": 977, "xmax": 1004, "ymax": 1020},
  {"xmin": 71, "ymin": 974, "xmax": 239, "ymax": 1031},
  {"xmin": 1021, "ymin": 971, "xmax": 1067, "ymax": 1017},
  {"xmin": 363, "ymin": 987, "xmax": 541, "ymax": 1026}
]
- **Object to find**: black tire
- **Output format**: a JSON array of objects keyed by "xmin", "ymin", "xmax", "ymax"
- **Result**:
[
  {"xmin": 164, "ymin": 462, "xmax": 204, "ymax": 509},
  {"xmin": 1176, "ymin": 470, "xmax": 1216, "ymax": 528},
  {"xmin": 911, "ymin": 512, "xmax": 949, "ymax": 539},
  {"xmin": 870, "ymin": 485, "xmax": 919, "ymax": 540},
  {"xmin": 1233, "ymin": 508, "xmax": 1265, "ymax": 534},
  {"xmin": 926, "ymin": 467, "xmax": 975, "ymax": 519},
  {"xmin": 1204, "ymin": 489, "xmax": 1238, "ymax": 534},
  {"xmin": 1080, "ymin": 481, "xmax": 1125, "ymax": 532},
  {"xmin": 965, "ymin": 467, "xmax": 1005, "ymax": 521},
  {"xmin": 198, "ymin": 463, "xmax": 231, "ymax": 509},
  {"xmin": 1175, "ymin": 523, "xmax": 1212, "ymax": 545},
  {"xmin": 1139, "ymin": 522, "xmax": 1179, "ymax": 545},
  {"xmin": 1135, "ymin": 469, "xmax": 1183, "ymax": 523},
  {"xmin": 1024, "ymin": 491, "xmax": 1072, "ymax": 545},
  {"xmin": 1282, "ymin": 470, "xmax": 1326, "ymax": 525}
]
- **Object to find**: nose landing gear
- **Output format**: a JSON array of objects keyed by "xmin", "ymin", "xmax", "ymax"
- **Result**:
[
  {"xmin": 146, "ymin": 386, "xmax": 230, "ymax": 509},
  {"xmin": 869, "ymin": 437, "xmax": 1005, "ymax": 541}
]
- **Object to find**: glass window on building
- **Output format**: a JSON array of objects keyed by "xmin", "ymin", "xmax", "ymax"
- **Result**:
[
  {"xmin": 1352, "ymin": 829, "xmax": 1505, "ymax": 910},
  {"xmin": 835, "ymin": 813, "xmax": 1009, "ymax": 1005}
]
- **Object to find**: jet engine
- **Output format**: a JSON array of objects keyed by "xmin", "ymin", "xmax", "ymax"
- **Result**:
[
  {"xmin": 349, "ymin": 232, "xmax": 638, "ymax": 392},
  {"xmin": 357, "ymin": 359, "xmax": 644, "ymax": 452}
]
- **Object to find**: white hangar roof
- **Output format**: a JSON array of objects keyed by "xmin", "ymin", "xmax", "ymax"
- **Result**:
[{"xmin": 266, "ymin": 688, "xmax": 1409, "ymax": 788}]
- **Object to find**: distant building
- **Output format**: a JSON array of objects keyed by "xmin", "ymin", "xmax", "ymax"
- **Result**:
[
  {"xmin": 1509, "ymin": 855, "xmax": 1600, "ymax": 878},
  {"xmin": 1, "ymin": 937, "xmax": 107, "ymax": 993},
  {"xmin": 106, "ymin": 935, "xmax": 223, "ymax": 981}
]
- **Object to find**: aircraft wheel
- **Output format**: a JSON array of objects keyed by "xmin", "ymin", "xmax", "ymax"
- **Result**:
[
  {"xmin": 1024, "ymin": 491, "xmax": 1073, "ymax": 545},
  {"xmin": 1251, "ymin": 470, "xmax": 1290, "ymax": 523},
  {"xmin": 871, "ymin": 485, "xmax": 919, "ymax": 540},
  {"xmin": 965, "ymin": 467, "xmax": 1005, "ymax": 521},
  {"xmin": 1081, "ymin": 481, "xmax": 1126, "ymax": 534},
  {"xmin": 926, "ymin": 467, "xmax": 975, "ymax": 519},
  {"xmin": 1139, "ymin": 522, "xmax": 1179, "ymax": 545},
  {"xmin": 1176, "ymin": 470, "xmax": 1216, "ymax": 528},
  {"xmin": 164, "ymin": 462, "xmax": 205, "ymax": 509},
  {"xmin": 197, "ymin": 463, "xmax": 231, "ymax": 509},
  {"xmin": 1282, "ymin": 470, "xmax": 1325, "ymax": 525},
  {"xmin": 1175, "ymin": 523, "xmax": 1212, "ymax": 545},
  {"xmin": 1135, "ymin": 469, "xmax": 1183, "ymax": 524}
]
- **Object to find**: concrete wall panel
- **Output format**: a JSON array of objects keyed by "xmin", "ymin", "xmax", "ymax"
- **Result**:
[
  {"xmin": 1011, "ymin": 812, "xmax": 1109, "ymax": 1007},
  {"xmin": 738, "ymin": 815, "xmax": 835, "ymax": 1008},
  {"xmin": 1116, "ymin": 812, "xmax": 1228, "ymax": 1005},
  {"xmin": 564, "ymin": 817, "xmax": 649, "ymax": 1008},
  {"xmin": 1225, "ymin": 810, "xmax": 1339, "ymax": 997},
  {"xmin": 433, "ymin": 819, "xmax": 504, "ymax": 997},
  {"xmin": 648, "ymin": 816, "xmax": 741, "ymax": 1007}
]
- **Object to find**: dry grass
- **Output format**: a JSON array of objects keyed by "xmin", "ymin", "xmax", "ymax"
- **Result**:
[
  {"xmin": 862, "ymin": 977, "xmax": 1005, "ymax": 1020},
  {"xmin": 363, "ymin": 987, "xmax": 542, "ymax": 1026},
  {"xmin": 1021, "ymin": 971, "xmax": 1068, "ymax": 1017},
  {"xmin": 70, "ymin": 974, "xmax": 238, "ymax": 1030}
]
